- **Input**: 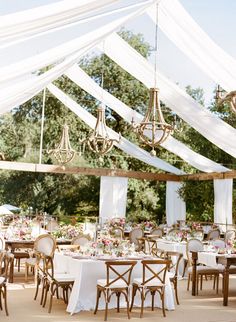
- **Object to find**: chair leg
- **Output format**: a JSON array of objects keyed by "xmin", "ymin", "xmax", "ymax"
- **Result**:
[
  {"xmin": 151, "ymin": 291, "xmax": 155, "ymax": 311},
  {"xmin": 18, "ymin": 258, "xmax": 21, "ymax": 272},
  {"xmin": 104, "ymin": 289, "xmax": 109, "ymax": 321},
  {"xmin": 125, "ymin": 290, "xmax": 130, "ymax": 319},
  {"xmin": 200, "ymin": 275, "xmax": 203, "ymax": 290},
  {"xmin": 161, "ymin": 288, "xmax": 166, "ymax": 317},
  {"xmin": 216, "ymin": 275, "xmax": 219, "ymax": 294},
  {"xmin": 34, "ymin": 274, "xmax": 41, "ymax": 300},
  {"xmin": 140, "ymin": 288, "xmax": 145, "ymax": 318},
  {"xmin": 3, "ymin": 285, "xmax": 9, "ymax": 316},
  {"xmin": 0, "ymin": 288, "xmax": 3, "ymax": 310},
  {"xmin": 187, "ymin": 274, "xmax": 190, "ymax": 291},
  {"xmin": 48, "ymin": 283, "xmax": 56, "ymax": 313},
  {"xmin": 182, "ymin": 260, "xmax": 188, "ymax": 277},
  {"xmin": 40, "ymin": 279, "xmax": 46, "ymax": 305},
  {"xmin": 42, "ymin": 282, "xmax": 49, "ymax": 308},
  {"xmin": 130, "ymin": 285, "xmax": 137, "ymax": 312},
  {"xmin": 25, "ymin": 263, "xmax": 28, "ymax": 282},
  {"xmin": 94, "ymin": 288, "xmax": 101, "ymax": 315},
  {"xmin": 174, "ymin": 279, "xmax": 180, "ymax": 305},
  {"xmin": 117, "ymin": 292, "xmax": 120, "ymax": 312}
]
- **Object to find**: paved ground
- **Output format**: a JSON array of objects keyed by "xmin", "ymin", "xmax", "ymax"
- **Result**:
[{"xmin": 1, "ymin": 271, "xmax": 236, "ymax": 322}]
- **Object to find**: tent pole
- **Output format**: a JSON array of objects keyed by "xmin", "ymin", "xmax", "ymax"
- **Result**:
[{"xmin": 39, "ymin": 88, "xmax": 46, "ymax": 164}]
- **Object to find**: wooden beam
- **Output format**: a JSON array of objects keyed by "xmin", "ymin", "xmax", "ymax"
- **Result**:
[
  {"xmin": 181, "ymin": 172, "xmax": 224, "ymax": 181},
  {"xmin": 0, "ymin": 161, "xmax": 180, "ymax": 182}
]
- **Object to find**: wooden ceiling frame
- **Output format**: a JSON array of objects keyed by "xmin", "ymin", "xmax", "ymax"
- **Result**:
[{"xmin": 0, "ymin": 160, "xmax": 234, "ymax": 182}]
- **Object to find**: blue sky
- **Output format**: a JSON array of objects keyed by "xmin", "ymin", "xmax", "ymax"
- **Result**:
[{"xmin": 0, "ymin": 0, "xmax": 235, "ymax": 105}]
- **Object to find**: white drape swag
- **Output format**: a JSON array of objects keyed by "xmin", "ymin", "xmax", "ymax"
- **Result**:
[
  {"xmin": 214, "ymin": 179, "xmax": 233, "ymax": 225},
  {"xmin": 148, "ymin": 0, "xmax": 236, "ymax": 91},
  {"xmin": 166, "ymin": 181, "xmax": 186, "ymax": 226},
  {"xmin": 99, "ymin": 176, "xmax": 128, "ymax": 220}
]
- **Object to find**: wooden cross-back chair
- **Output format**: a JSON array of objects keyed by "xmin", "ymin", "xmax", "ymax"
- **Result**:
[
  {"xmin": 0, "ymin": 251, "xmax": 14, "ymax": 316},
  {"xmin": 39, "ymin": 254, "xmax": 75, "ymax": 313},
  {"xmin": 163, "ymin": 251, "xmax": 183, "ymax": 305},
  {"xmin": 186, "ymin": 239, "xmax": 220, "ymax": 294},
  {"xmin": 94, "ymin": 260, "xmax": 137, "ymax": 321},
  {"xmin": 130, "ymin": 259, "xmax": 171, "ymax": 318}
]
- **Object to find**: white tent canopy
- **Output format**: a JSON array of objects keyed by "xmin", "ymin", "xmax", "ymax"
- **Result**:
[{"xmin": 0, "ymin": 0, "xmax": 235, "ymax": 224}]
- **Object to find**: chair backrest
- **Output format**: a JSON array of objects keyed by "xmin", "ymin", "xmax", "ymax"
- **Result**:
[
  {"xmin": 167, "ymin": 228, "xmax": 180, "ymax": 237},
  {"xmin": 141, "ymin": 259, "xmax": 171, "ymax": 286},
  {"xmin": 105, "ymin": 261, "xmax": 137, "ymax": 287},
  {"xmin": 71, "ymin": 234, "xmax": 91, "ymax": 246},
  {"xmin": 192, "ymin": 229, "xmax": 204, "ymax": 240},
  {"xmin": 0, "ymin": 251, "xmax": 14, "ymax": 281},
  {"xmin": 109, "ymin": 227, "xmax": 124, "ymax": 240},
  {"xmin": 146, "ymin": 238, "xmax": 157, "ymax": 254},
  {"xmin": 41, "ymin": 254, "xmax": 55, "ymax": 279},
  {"xmin": 163, "ymin": 251, "xmax": 183, "ymax": 278},
  {"xmin": 212, "ymin": 239, "xmax": 225, "ymax": 249},
  {"xmin": 34, "ymin": 234, "xmax": 56, "ymax": 257},
  {"xmin": 207, "ymin": 229, "xmax": 220, "ymax": 240},
  {"xmin": 0, "ymin": 235, "xmax": 5, "ymax": 250},
  {"xmin": 129, "ymin": 228, "xmax": 143, "ymax": 245},
  {"xmin": 186, "ymin": 239, "xmax": 203, "ymax": 264},
  {"xmin": 150, "ymin": 227, "xmax": 163, "ymax": 238},
  {"xmin": 46, "ymin": 219, "xmax": 59, "ymax": 232},
  {"xmin": 224, "ymin": 230, "xmax": 236, "ymax": 242}
]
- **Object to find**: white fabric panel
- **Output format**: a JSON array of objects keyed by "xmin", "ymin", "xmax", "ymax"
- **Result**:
[
  {"xmin": 214, "ymin": 179, "xmax": 233, "ymax": 225},
  {"xmin": 99, "ymin": 176, "xmax": 128, "ymax": 220},
  {"xmin": 100, "ymin": 34, "xmax": 236, "ymax": 158},
  {"xmin": 47, "ymin": 83, "xmax": 183, "ymax": 174},
  {"xmin": 66, "ymin": 65, "xmax": 229, "ymax": 173},
  {"xmin": 0, "ymin": 5, "xmax": 152, "ymax": 113},
  {"xmin": 0, "ymin": 1, "xmax": 152, "ymax": 87},
  {"xmin": 148, "ymin": 0, "xmax": 236, "ymax": 91},
  {"xmin": 0, "ymin": 0, "xmax": 118, "ymax": 44},
  {"xmin": 166, "ymin": 181, "xmax": 186, "ymax": 226}
]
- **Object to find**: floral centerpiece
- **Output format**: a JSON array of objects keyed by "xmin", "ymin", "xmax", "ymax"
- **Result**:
[
  {"xmin": 107, "ymin": 218, "xmax": 126, "ymax": 229},
  {"xmin": 191, "ymin": 222, "xmax": 202, "ymax": 231},
  {"xmin": 82, "ymin": 237, "xmax": 133, "ymax": 257},
  {"xmin": 140, "ymin": 221, "xmax": 156, "ymax": 231},
  {"xmin": 5, "ymin": 218, "xmax": 33, "ymax": 240},
  {"xmin": 52, "ymin": 223, "xmax": 84, "ymax": 239}
]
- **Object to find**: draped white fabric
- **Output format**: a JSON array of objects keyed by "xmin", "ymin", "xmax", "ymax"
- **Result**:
[
  {"xmin": 99, "ymin": 176, "xmax": 128, "ymax": 220},
  {"xmin": 100, "ymin": 34, "xmax": 236, "ymax": 158},
  {"xmin": 148, "ymin": 0, "xmax": 236, "ymax": 91},
  {"xmin": 66, "ymin": 64, "xmax": 229, "ymax": 173},
  {"xmin": 0, "ymin": 4, "xmax": 153, "ymax": 113},
  {"xmin": 0, "ymin": 0, "xmax": 118, "ymax": 45},
  {"xmin": 47, "ymin": 83, "xmax": 183, "ymax": 174},
  {"xmin": 166, "ymin": 181, "xmax": 186, "ymax": 226},
  {"xmin": 0, "ymin": 1, "xmax": 155, "ymax": 85},
  {"xmin": 214, "ymin": 179, "xmax": 233, "ymax": 225}
]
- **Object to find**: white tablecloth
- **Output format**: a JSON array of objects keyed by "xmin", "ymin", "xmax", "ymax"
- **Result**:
[
  {"xmin": 156, "ymin": 240, "xmax": 187, "ymax": 259},
  {"xmin": 54, "ymin": 253, "xmax": 175, "ymax": 314},
  {"xmin": 198, "ymin": 252, "xmax": 226, "ymax": 268}
]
